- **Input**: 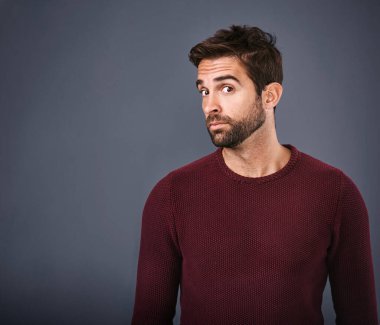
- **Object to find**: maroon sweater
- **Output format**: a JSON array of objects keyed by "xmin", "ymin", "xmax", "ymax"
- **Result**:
[{"xmin": 132, "ymin": 144, "xmax": 378, "ymax": 324}]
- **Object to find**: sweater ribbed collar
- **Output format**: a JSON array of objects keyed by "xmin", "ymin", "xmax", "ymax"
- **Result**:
[{"xmin": 214, "ymin": 144, "xmax": 300, "ymax": 184}]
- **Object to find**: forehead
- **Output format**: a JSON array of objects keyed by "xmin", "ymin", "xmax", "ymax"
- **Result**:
[{"xmin": 197, "ymin": 56, "xmax": 248, "ymax": 80}]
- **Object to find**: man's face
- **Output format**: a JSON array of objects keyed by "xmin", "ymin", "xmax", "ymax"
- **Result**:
[{"xmin": 196, "ymin": 56, "xmax": 265, "ymax": 148}]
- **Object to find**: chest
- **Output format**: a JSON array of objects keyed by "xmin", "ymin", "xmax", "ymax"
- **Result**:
[{"xmin": 174, "ymin": 185, "xmax": 335, "ymax": 273}]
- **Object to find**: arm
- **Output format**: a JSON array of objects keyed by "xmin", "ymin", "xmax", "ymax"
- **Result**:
[
  {"xmin": 132, "ymin": 174, "xmax": 182, "ymax": 325},
  {"xmin": 328, "ymin": 171, "xmax": 378, "ymax": 324}
]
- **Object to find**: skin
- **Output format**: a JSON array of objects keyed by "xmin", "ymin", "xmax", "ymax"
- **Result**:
[{"xmin": 196, "ymin": 56, "xmax": 291, "ymax": 178}]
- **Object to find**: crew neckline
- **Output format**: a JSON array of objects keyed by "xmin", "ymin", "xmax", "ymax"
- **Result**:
[{"xmin": 214, "ymin": 144, "xmax": 300, "ymax": 184}]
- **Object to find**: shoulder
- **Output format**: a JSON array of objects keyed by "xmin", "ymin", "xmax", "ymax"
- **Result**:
[
  {"xmin": 164, "ymin": 150, "xmax": 218, "ymax": 184},
  {"xmin": 149, "ymin": 150, "xmax": 218, "ymax": 193},
  {"xmin": 298, "ymin": 149, "xmax": 342, "ymax": 176},
  {"xmin": 296, "ymin": 147, "xmax": 363, "ymax": 199},
  {"xmin": 170, "ymin": 150, "xmax": 218, "ymax": 177},
  {"xmin": 295, "ymin": 148, "xmax": 345, "ymax": 186}
]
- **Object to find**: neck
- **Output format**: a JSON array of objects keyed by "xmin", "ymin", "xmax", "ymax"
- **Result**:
[{"xmin": 221, "ymin": 123, "xmax": 291, "ymax": 178}]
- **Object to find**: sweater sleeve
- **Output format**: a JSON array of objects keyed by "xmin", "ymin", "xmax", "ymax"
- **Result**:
[
  {"xmin": 328, "ymin": 171, "xmax": 378, "ymax": 324},
  {"xmin": 131, "ymin": 174, "xmax": 182, "ymax": 325}
]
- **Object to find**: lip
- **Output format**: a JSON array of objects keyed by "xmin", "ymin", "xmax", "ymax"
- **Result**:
[{"xmin": 209, "ymin": 122, "xmax": 228, "ymax": 130}]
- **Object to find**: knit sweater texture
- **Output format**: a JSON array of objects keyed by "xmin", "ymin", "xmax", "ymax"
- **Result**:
[{"xmin": 132, "ymin": 144, "xmax": 378, "ymax": 324}]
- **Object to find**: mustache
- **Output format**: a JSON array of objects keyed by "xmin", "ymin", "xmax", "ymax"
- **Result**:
[{"xmin": 206, "ymin": 114, "xmax": 233, "ymax": 125}]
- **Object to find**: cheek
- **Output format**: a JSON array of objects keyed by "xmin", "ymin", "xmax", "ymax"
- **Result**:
[
  {"xmin": 201, "ymin": 98, "xmax": 208, "ymax": 114},
  {"xmin": 220, "ymin": 95, "xmax": 251, "ymax": 118}
]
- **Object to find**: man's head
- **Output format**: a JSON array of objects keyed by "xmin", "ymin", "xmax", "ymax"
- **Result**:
[
  {"xmin": 188, "ymin": 25, "xmax": 283, "ymax": 148},
  {"xmin": 189, "ymin": 25, "xmax": 283, "ymax": 102}
]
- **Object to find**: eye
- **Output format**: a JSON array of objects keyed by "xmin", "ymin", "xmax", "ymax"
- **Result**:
[
  {"xmin": 222, "ymin": 86, "xmax": 233, "ymax": 93},
  {"xmin": 199, "ymin": 89, "xmax": 209, "ymax": 96}
]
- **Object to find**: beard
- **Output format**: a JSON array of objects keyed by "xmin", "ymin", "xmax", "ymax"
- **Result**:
[{"xmin": 206, "ymin": 100, "xmax": 266, "ymax": 148}]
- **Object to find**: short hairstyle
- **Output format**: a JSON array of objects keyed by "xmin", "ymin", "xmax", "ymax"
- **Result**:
[{"xmin": 188, "ymin": 25, "xmax": 283, "ymax": 99}]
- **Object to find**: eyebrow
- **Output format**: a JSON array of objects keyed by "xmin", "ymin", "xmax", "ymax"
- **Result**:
[{"xmin": 195, "ymin": 75, "xmax": 242, "ymax": 88}]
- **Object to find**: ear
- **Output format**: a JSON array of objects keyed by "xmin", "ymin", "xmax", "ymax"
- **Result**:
[{"xmin": 262, "ymin": 82, "xmax": 283, "ymax": 110}]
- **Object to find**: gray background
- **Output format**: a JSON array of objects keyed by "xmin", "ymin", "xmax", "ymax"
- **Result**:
[{"xmin": 0, "ymin": 0, "xmax": 379, "ymax": 324}]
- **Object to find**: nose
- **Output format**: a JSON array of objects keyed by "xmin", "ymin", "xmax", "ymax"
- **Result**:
[{"xmin": 203, "ymin": 93, "xmax": 221, "ymax": 116}]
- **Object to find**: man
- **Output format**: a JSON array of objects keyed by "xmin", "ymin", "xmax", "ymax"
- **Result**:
[{"xmin": 132, "ymin": 25, "xmax": 378, "ymax": 324}]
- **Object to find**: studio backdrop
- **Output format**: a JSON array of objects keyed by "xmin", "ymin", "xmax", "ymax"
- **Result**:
[{"xmin": 0, "ymin": 0, "xmax": 379, "ymax": 324}]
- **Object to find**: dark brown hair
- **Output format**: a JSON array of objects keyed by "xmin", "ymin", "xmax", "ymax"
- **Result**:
[{"xmin": 188, "ymin": 25, "xmax": 283, "ymax": 98}]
